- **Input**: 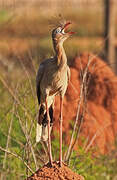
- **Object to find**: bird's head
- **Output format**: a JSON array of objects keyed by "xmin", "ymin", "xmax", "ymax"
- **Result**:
[{"xmin": 52, "ymin": 22, "xmax": 75, "ymax": 44}]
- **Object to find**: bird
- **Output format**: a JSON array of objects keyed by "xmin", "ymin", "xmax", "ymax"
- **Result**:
[{"xmin": 36, "ymin": 21, "xmax": 74, "ymax": 167}]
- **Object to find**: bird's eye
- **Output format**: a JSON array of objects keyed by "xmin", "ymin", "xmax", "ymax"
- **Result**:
[{"xmin": 56, "ymin": 28, "xmax": 61, "ymax": 34}]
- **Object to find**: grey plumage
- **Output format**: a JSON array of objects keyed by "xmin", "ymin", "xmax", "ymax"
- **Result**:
[
  {"xmin": 36, "ymin": 21, "xmax": 74, "ymax": 166},
  {"xmin": 36, "ymin": 57, "xmax": 70, "ymax": 142}
]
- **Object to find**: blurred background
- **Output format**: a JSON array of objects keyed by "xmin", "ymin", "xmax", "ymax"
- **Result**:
[
  {"xmin": 0, "ymin": 0, "xmax": 117, "ymax": 180},
  {"xmin": 0, "ymin": 0, "xmax": 117, "ymax": 73}
]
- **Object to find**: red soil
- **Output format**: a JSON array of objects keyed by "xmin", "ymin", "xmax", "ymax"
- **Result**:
[
  {"xmin": 54, "ymin": 53, "xmax": 117, "ymax": 154},
  {"xmin": 27, "ymin": 161, "xmax": 84, "ymax": 180}
]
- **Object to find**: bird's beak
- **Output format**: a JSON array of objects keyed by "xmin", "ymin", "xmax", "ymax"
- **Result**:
[{"xmin": 62, "ymin": 22, "xmax": 75, "ymax": 35}]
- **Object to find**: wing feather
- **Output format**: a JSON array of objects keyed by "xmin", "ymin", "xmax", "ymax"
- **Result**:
[{"xmin": 36, "ymin": 64, "xmax": 44, "ymax": 104}]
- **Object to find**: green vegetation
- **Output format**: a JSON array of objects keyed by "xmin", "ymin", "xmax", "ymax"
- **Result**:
[
  {"xmin": 70, "ymin": 147, "xmax": 117, "ymax": 180},
  {"xmin": 0, "ymin": 9, "xmax": 9, "ymax": 23},
  {"xmin": 0, "ymin": 64, "xmax": 117, "ymax": 180}
]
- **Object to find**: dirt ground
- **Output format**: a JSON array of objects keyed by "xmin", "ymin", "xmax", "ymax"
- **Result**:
[{"xmin": 27, "ymin": 161, "xmax": 84, "ymax": 180}]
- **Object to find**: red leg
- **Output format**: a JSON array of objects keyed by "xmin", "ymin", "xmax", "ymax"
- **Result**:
[
  {"xmin": 59, "ymin": 97, "xmax": 63, "ymax": 167},
  {"xmin": 45, "ymin": 98, "xmax": 53, "ymax": 166}
]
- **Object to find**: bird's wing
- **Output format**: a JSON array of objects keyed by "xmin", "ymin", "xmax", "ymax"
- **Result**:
[
  {"xmin": 67, "ymin": 66, "xmax": 71, "ymax": 83},
  {"xmin": 36, "ymin": 64, "xmax": 44, "ymax": 104}
]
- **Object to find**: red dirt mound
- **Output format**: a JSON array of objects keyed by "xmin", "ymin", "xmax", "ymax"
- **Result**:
[
  {"xmin": 27, "ymin": 161, "xmax": 84, "ymax": 180},
  {"xmin": 54, "ymin": 53, "xmax": 117, "ymax": 154}
]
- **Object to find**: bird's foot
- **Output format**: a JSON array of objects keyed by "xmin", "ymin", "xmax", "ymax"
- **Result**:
[
  {"xmin": 48, "ymin": 160, "xmax": 53, "ymax": 167},
  {"xmin": 59, "ymin": 161, "xmax": 62, "ymax": 167},
  {"xmin": 62, "ymin": 161, "xmax": 67, "ymax": 166}
]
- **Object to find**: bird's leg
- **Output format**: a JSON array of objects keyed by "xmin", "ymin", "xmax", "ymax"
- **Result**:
[
  {"xmin": 59, "ymin": 96, "xmax": 63, "ymax": 167},
  {"xmin": 45, "ymin": 98, "xmax": 53, "ymax": 167}
]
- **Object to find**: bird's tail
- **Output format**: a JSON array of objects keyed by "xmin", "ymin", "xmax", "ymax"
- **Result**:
[{"xmin": 36, "ymin": 105, "xmax": 53, "ymax": 143}]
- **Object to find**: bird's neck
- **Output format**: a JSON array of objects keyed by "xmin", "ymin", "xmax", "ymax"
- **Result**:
[{"xmin": 53, "ymin": 41, "xmax": 67, "ymax": 69}]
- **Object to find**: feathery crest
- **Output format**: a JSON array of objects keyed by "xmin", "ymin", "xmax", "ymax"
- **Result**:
[{"xmin": 48, "ymin": 14, "xmax": 67, "ymax": 30}]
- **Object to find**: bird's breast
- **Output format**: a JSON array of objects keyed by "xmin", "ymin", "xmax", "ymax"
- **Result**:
[
  {"xmin": 49, "ymin": 70, "xmax": 68, "ymax": 96},
  {"xmin": 40, "ymin": 66, "xmax": 68, "ymax": 97}
]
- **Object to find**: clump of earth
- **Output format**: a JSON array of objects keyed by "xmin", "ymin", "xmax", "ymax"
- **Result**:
[{"xmin": 27, "ymin": 161, "xmax": 84, "ymax": 180}]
